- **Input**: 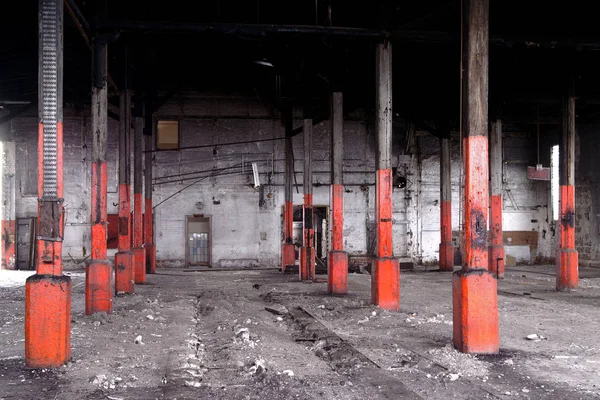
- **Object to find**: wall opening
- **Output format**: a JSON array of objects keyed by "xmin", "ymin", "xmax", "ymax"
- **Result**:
[
  {"xmin": 550, "ymin": 144, "xmax": 559, "ymax": 221},
  {"xmin": 289, "ymin": 205, "xmax": 329, "ymax": 271},
  {"xmin": 157, "ymin": 120, "xmax": 180, "ymax": 150},
  {"xmin": 186, "ymin": 215, "xmax": 211, "ymax": 266}
]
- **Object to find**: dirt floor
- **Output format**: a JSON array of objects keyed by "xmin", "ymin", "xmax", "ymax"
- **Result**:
[{"xmin": 1, "ymin": 264, "xmax": 600, "ymax": 400}]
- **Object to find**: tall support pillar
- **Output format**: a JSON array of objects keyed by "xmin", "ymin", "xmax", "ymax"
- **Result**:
[
  {"xmin": 25, "ymin": 0, "xmax": 71, "ymax": 367},
  {"xmin": 452, "ymin": 0, "xmax": 499, "ymax": 354},
  {"xmin": 133, "ymin": 101, "xmax": 146, "ymax": 284},
  {"xmin": 439, "ymin": 136, "xmax": 454, "ymax": 271},
  {"xmin": 556, "ymin": 79, "xmax": 578, "ymax": 290},
  {"xmin": 144, "ymin": 125, "xmax": 156, "ymax": 274},
  {"xmin": 86, "ymin": 38, "xmax": 113, "ymax": 314},
  {"xmin": 328, "ymin": 91, "xmax": 348, "ymax": 294},
  {"xmin": 115, "ymin": 89, "xmax": 134, "ymax": 293},
  {"xmin": 372, "ymin": 40, "xmax": 400, "ymax": 310},
  {"xmin": 300, "ymin": 101, "xmax": 315, "ymax": 281},
  {"xmin": 281, "ymin": 103, "xmax": 296, "ymax": 272},
  {"xmin": 489, "ymin": 118, "xmax": 504, "ymax": 277}
]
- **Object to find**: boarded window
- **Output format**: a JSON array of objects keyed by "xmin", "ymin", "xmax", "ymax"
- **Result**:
[{"xmin": 157, "ymin": 120, "xmax": 179, "ymax": 149}]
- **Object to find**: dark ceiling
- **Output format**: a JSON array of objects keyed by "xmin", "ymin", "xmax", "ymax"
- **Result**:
[{"xmin": 2, "ymin": 0, "xmax": 600, "ymax": 127}]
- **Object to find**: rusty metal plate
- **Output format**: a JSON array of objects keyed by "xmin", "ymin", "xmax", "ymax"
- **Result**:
[{"xmin": 38, "ymin": 199, "xmax": 62, "ymax": 241}]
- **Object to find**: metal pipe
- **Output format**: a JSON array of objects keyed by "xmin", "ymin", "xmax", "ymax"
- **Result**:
[{"xmin": 25, "ymin": 0, "xmax": 71, "ymax": 369}]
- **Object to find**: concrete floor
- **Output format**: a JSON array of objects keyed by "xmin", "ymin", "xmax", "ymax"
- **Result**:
[{"xmin": 1, "ymin": 265, "xmax": 600, "ymax": 399}]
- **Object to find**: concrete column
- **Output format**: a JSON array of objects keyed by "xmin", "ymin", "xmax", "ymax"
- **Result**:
[
  {"xmin": 371, "ymin": 40, "xmax": 400, "ymax": 310},
  {"xmin": 452, "ymin": 0, "xmax": 499, "ymax": 354},
  {"xmin": 489, "ymin": 118, "xmax": 504, "ymax": 277},
  {"xmin": 556, "ymin": 79, "xmax": 578, "ymax": 290},
  {"xmin": 328, "ymin": 91, "xmax": 348, "ymax": 294},
  {"xmin": 144, "ymin": 124, "xmax": 156, "ymax": 274},
  {"xmin": 115, "ymin": 90, "xmax": 134, "ymax": 293},
  {"xmin": 300, "ymin": 101, "xmax": 315, "ymax": 281},
  {"xmin": 439, "ymin": 136, "xmax": 454, "ymax": 271},
  {"xmin": 25, "ymin": 0, "xmax": 72, "ymax": 368},
  {"xmin": 281, "ymin": 102, "xmax": 296, "ymax": 273},
  {"xmin": 133, "ymin": 100, "xmax": 146, "ymax": 284},
  {"xmin": 86, "ymin": 38, "xmax": 113, "ymax": 315}
]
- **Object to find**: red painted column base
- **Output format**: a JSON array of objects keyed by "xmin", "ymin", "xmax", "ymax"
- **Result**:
[
  {"xmin": 281, "ymin": 243, "xmax": 296, "ymax": 273},
  {"xmin": 452, "ymin": 269, "xmax": 499, "ymax": 354},
  {"xmin": 146, "ymin": 244, "xmax": 157, "ymax": 274},
  {"xmin": 115, "ymin": 250, "xmax": 135, "ymax": 294},
  {"xmin": 25, "ymin": 275, "xmax": 72, "ymax": 367},
  {"xmin": 134, "ymin": 247, "xmax": 146, "ymax": 284},
  {"xmin": 556, "ymin": 249, "xmax": 579, "ymax": 291},
  {"xmin": 371, "ymin": 257, "xmax": 400, "ymax": 310},
  {"xmin": 489, "ymin": 245, "xmax": 505, "ymax": 279},
  {"xmin": 85, "ymin": 260, "xmax": 113, "ymax": 315},
  {"xmin": 299, "ymin": 246, "xmax": 315, "ymax": 281},
  {"xmin": 328, "ymin": 250, "xmax": 348, "ymax": 294},
  {"xmin": 439, "ymin": 243, "xmax": 455, "ymax": 271}
]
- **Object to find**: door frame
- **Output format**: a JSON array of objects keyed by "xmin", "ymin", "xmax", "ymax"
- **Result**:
[{"xmin": 185, "ymin": 214, "xmax": 212, "ymax": 267}]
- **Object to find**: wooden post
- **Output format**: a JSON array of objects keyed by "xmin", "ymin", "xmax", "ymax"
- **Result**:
[
  {"xmin": 144, "ymin": 124, "xmax": 156, "ymax": 274},
  {"xmin": 281, "ymin": 102, "xmax": 296, "ymax": 273},
  {"xmin": 489, "ymin": 118, "xmax": 504, "ymax": 277},
  {"xmin": 452, "ymin": 0, "xmax": 499, "ymax": 354},
  {"xmin": 328, "ymin": 91, "xmax": 348, "ymax": 294},
  {"xmin": 371, "ymin": 40, "xmax": 400, "ymax": 310},
  {"xmin": 439, "ymin": 135, "xmax": 454, "ymax": 271},
  {"xmin": 133, "ymin": 98, "xmax": 146, "ymax": 284},
  {"xmin": 300, "ymin": 100, "xmax": 315, "ymax": 281},
  {"xmin": 556, "ymin": 78, "xmax": 579, "ymax": 290},
  {"xmin": 115, "ymin": 89, "xmax": 135, "ymax": 293},
  {"xmin": 86, "ymin": 37, "xmax": 113, "ymax": 314}
]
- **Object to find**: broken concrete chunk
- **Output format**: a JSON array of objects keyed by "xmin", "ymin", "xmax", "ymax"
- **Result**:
[
  {"xmin": 235, "ymin": 328, "xmax": 250, "ymax": 342},
  {"xmin": 265, "ymin": 305, "xmax": 289, "ymax": 316},
  {"xmin": 249, "ymin": 359, "xmax": 266, "ymax": 376},
  {"xmin": 90, "ymin": 374, "xmax": 107, "ymax": 385}
]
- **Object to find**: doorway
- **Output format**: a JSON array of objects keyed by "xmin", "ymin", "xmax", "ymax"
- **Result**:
[
  {"xmin": 289, "ymin": 205, "xmax": 328, "ymax": 273},
  {"xmin": 16, "ymin": 217, "xmax": 36, "ymax": 270},
  {"xmin": 186, "ymin": 215, "xmax": 211, "ymax": 266}
]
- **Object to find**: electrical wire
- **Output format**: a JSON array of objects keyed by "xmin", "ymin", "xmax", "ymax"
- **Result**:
[
  {"xmin": 153, "ymin": 169, "xmax": 242, "ymax": 209},
  {"xmin": 145, "ymin": 136, "xmax": 285, "ymax": 153}
]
